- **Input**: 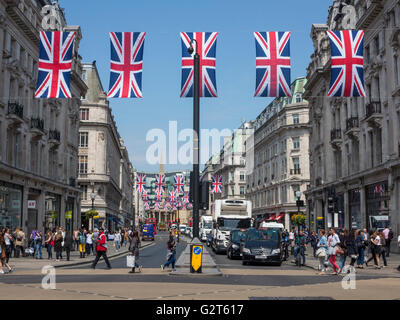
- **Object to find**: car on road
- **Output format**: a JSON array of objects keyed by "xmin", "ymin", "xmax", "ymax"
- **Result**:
[
  {"xmin": 240, "ymin": 227, "xmax": 283, "ymax": 266},
  {"xmin": 179, "ymin": 224, "xmax": 187, "ymax": 234},
  {"xmin": 227, "ymin": 229, "xmax": 247, "ymax": 260},
  {"xmin": 185, "ymin": 226, "xmax": 192, "ymax": 236}
]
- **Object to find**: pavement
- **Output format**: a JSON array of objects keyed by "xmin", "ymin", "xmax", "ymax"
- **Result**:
[
  {"xmin": 3, "ymin": 240, "xmax": 154, "ymax": 272},
  {"xmin": 1, "ymin": 232, "xmax": 399, "ymax": 300}
]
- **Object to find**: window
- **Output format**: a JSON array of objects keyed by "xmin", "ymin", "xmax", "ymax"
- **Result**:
[
  {"xmin": 293, "ymin": 157, "xmax": 300, "ymax": 169},
  {"xmin": 231, "ymin": 186, "xmax": 235, "ymax": 196},
  {"xmin": 81, "ymin": 185, "xmax": 88, "ymax": 201},
  {"xmin": 295, "ymin": 93, "xmax": 302, "ymax": 103},
  {"xmin": 79, "ymin": 132, "xmax": 88, "ymax": 148},
  {"xmin": 374, "ymin": 35, "xmax": 380, "ymax": 55},
  {"xmin": 293, "ymin": 113, "xmax": 299, "ymax": 124},
  {"xmin": 79, "ymin": 155, "xmax": 88, "ymax": 174},
  {"xmin": 82, "ymin": 70, "xmax": 87, "ymax": 82},
  {"xmin": 292, "ymin": 185, "xmax": 300, "ymax": 200},
  {"xmin": 240, "ymin": 186, "xmax": 245, "ymax": 195},
  {"xmin": 240, "ymin": 171, "xmax": 245, "ymax": 181},
  {"xmin": 365, "ymin": 45, "xmax": 370, "ymax": 63},
  {"xmin": 292, "ymin": 137, "xmax": 300, "ymax": 149},
  {"xmin": 80, "ymin": 108, "xmax": 89, "ymax": 120}
]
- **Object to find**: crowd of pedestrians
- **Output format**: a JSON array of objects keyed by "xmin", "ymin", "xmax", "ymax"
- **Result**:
[{"xmin": 283, "ymin": 226, "xmax": 399, "ymax": 275}]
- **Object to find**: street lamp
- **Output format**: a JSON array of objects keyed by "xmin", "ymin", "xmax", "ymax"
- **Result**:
[
  {"xmin": 90, "ymin": 192, "xmax": 96, "ymax": 230},
  {"xmin": 296, "ymin": 191, "xmax": 302, "ymax": 233},
  {"xmin": 188, "ymin": 38, "xmax": 200, "ymax": 240}
]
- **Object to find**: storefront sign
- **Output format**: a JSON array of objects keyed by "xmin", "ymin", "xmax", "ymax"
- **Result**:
[
  {"xmin": 12, "ymin": 200, "xmax": 20, "ymax": 209},
  {"xmin": 28, "ymin": 200, "xmax": 36, "ymax": 209},
  {"xmin": 65, "ymin": 211, "xmax": 72, "ymax": 219}
]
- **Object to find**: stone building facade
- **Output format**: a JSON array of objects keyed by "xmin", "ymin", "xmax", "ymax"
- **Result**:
[
  {"xmin": 78, "ymin": 62, "xmax": 135, "ymax": 231},
  {"xmin": 304, "ymin": 0, "xmax": 400, "ymax": 248},
  {"xmin": 0, "ymin": 0, "xmax": 87, "ymax": 235},
  {"xmin": 246, "ymin": 78, "xmax": 310, "ymax": 230}
]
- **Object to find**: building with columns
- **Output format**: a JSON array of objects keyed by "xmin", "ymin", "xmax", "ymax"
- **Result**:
[
  {"xmin": 78, "ymin": 61, "xmax": 135, "ymax": 231},
  {"xmin": 0, "ymin": 0, "xmax": 87, "ymax": 235},
  {"xmin": 304, "ymin": 0, "xmax": 400, "ymax": 250},
  {"xmin": 246, "ymin": 78, "xmax": 310, "ymax": 230}
]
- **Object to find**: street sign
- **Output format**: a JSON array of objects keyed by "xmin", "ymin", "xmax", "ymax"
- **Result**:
[
  {"xmin": 28, "ymin": 200, "xmax": 36, "ymax": 209},
  {"xmin": 190, "ymin": 244, "xmax": 203, "ymax": 273}
]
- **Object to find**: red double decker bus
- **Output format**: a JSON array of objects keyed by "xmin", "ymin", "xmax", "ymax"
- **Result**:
[{"xmin": 146, "ymin": 217, "xmax": 157, "ymax": 235}]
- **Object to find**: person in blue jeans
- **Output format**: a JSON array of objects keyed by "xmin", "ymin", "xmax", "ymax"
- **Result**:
[
  {"xmin": 34, "ymin": 231, "xmax": 43, "ymax": 259},
  {"xmin": 161, "ymin": 231, "xmax": 176, "ymax": 271},
  {"xmin": 293, "ymin": 231, "xmax": 307, "ymax": 265}
]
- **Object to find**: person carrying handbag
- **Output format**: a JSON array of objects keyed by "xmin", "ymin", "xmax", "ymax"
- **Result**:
[
  {"xmin": 315, "ymin": 229, "xmax": 328, "ymax": 274},
  {"xmin": 128, "ymin": 231, "xmax": 142, "ymax": 273}
]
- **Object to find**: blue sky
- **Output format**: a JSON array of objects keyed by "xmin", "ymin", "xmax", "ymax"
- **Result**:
[{"xmin": 61, "ymin": 0, "xmax": 332, "ymax": 173}]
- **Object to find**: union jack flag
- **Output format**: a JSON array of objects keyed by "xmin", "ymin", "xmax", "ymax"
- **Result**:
[
  {"xmin": 181, "ymin": 203, "xmax": 186, "ymax": 210},
  {"xmin": 327, "ymin": 30, "xmax": 365, "ymax": 97},
  {"xmin": 169, "ymin": 190, "xmax": 177, "ymax": 203},
  {"xmin": 35, "ymin": 31, "xmax": 75, "ymax": 98},
  {"xmin": 254, "ymin": 31, "xmax": 291, "ymax": 97},
  {"xmin": 211, "ymin": 175, "xmax": 222, "ymax": 193},
  {"xmin": 107, "ymin": 32, "xmax": 145, "ymax": 98},
  {"xmin": 154, "ymin": 202, "xmax": 160, "ymax": 211},
  {"xmin": 155, "ymin": 174, "xmax": 165, "ymax": 194},
  {"xmin": 144, "ymin": 201, "xmax": 149, "ymax": 210},
  {"xmin": 183, "ymin": 192, "xmax": 189, "ymax": 204},
  {"xmin": 155, "ymin": 191, "xmax": 163, "ymax": 202},
  {"xmin": 174, "ymin": 175, "xmax": 185, "ymax": 194},
  {"xmin": 374, "ymin": 184, "xmax": 385, "ymax": 194},
  {"xmin": 141, "ymin": 190, "xmax": 148, "ymax": 201},
  {"xmin": 136, "ymin": 173, "xmax": 147, "ymax": 193},
  {"xmin": 173, "ymin": 204, "xmax": 177, "ymax": 211},
  {"xmin": 180, "ymin": 32, "xmax": 218, "ymax": 98}
]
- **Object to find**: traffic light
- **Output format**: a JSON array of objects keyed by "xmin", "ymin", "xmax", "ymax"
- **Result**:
[{"xmin": 328, "ymin": 196, "xmax": 334, "ymax": 213}]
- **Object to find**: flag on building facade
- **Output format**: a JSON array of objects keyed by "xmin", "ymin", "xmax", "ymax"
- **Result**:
[
  {"xmin": 180, "ymin": 32, "xmax": 218, "ymax": 98},
  {"xmin": 136, "ymin": 173, "xmax": 147, "ymax": 193},
  {"xmin": 211, "ymin": 175, "xmax": 222, "ymax": 193},
  {"xmin": 174, "ymin": 174, "xmax": 185, "ymax": 194},
  {"xmin": 254, "ymin": 31, "xmax": 291, "ymax": 97},
  {"xmin": 107, "ymin": 32, "xmax": 145, "ymax": 98},
  {"xmin": 327, "ymin": 30, "xmax": 365, "ymax": 97},
  {"xmin": 35, "ymin": 31, "xmax": 76, "ymax": 98},
  {"xmin": 155, "ymin": 174, "xmax": 165, "ymax": 194},
  {"xmin": 374, "ymin": 184, "xmax": 385, "ymax": 194}
]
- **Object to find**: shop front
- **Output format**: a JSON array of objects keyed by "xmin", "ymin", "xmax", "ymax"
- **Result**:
[
  {"xmin": 0, "ymin": 182, "xmax": 22, "ymax": 231},
  {"xmin": 45, "ymin": 192, "xmax": 61, "ymax": 232},
  {"xmin": 366, "ymin": 182, "xmax": 390, "ymax": 231}
]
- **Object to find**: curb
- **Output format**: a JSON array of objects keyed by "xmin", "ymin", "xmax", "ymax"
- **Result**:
[{"xmin": 54, "ymin": 242, "xmax": 154, "ymax": 269}]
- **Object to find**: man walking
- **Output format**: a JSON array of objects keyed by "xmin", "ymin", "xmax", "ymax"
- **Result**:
[{"xmin": 91, "ymin": 228, "xmax": 111, "ymax": 270}]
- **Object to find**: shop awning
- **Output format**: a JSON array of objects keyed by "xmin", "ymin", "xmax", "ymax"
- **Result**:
[
  {"xmin": 275, "ymin": 213, "xmax": 285, "ymax": 221},
  {"xmin": 267, "ymin": 214, "xmax": 276, "ymax": 221}
]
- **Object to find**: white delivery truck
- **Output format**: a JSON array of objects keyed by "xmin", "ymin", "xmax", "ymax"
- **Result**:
[
  {"xmin": 199, "ymin": 215, "xmax": 213, "ymax": 242},
  {"xmin": 211, "ymin": 199, "xmax": 252, "ymax": 254}
]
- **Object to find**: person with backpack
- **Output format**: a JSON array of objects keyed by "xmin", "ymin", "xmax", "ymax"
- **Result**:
[
  {"xmin": 78, "ymin": 229, "xmax": 86, "ymax": 258},
  {"xmin": 161, "ymin": 230, "xmax": 176, "ymax": 271},
  {"xmin": 91, "ymin": 228, "xmax": 112, "ymax": 270}
]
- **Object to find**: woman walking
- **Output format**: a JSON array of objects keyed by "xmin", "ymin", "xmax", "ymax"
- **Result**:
[
  {"xmin": 316, "ymin": 229, "xmax": 328, "ymax": 275},
  {"xmin": 54, "ymin": 231, "xmax": 63, "ymax": 261},
  {"xmin": 4, "ymin": 228, "xmax": 13, "ymax": 264},
  {"xmin": 378, "ymin": 231, "xmax": 388, "ymax": 267},
  {"xmin": 45, "ymin": 231, "xmax": 54, "ymax": 259},
  {"xmin": 161, "ymin": 231, "xmax": 177, "ymax": 271},
  {"xmin": 0, "ymin": 229, "xmax": 13, "ymax": 274},
  {"xmin": 328, "ymin": 228, "xmax": 340, "ymax": 275},
  {"xmin": 86, "ymin": 230, "xmax": 93, "ymax": 256},
  {"xmin": 115, "ymin": 230, "xmax": 122, "ymax": 252},
  {"xmin": 344, "ymin": 229, "xmax": 358, "ymax": 272},
  {"xmin": 366, "ymin": 231, "xmax": 381, "ymax": 269},
  {"xmin": 128, "ymin": 231, "xmax": 142, "ymax": 273},
  {"xmin": 356, "ymin": 230, "xmax": 366, "ymax": 268},
  {"xmin": 78, "ymin": 229, "xmax": 86, "ymax": 258}
]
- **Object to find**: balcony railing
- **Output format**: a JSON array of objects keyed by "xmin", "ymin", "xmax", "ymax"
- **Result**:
[
  {"xmin": 366, "ymin": 101, "xmax": 382, "ymax": 118},
  {"xmin": 49, "ymin": 129, "xmax": 61, "ymax": 142},
  {"xmin": 290, "ymin": 168, "xmax": 301, "ymax": 175},
  {"xmin": 7, "ymin": 101, "xmax": 24, "ymax": 118},
  {"xmin": 330, "ymin": 129, "xmax": 342, "ymax": 141},
  {"xmin": 30, "ymin": 117, "xmax": 44, "ymax": 131},
  {"xmin": 346, "ymin": 117, "xmax": 359, "ymax": 131}
]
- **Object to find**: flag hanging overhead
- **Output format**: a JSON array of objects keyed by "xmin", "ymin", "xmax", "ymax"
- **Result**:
[
  {"xmin": 180, "ymin": 32, "xmax": 218, "ymax": 98},
  {"xmin": 211, "ymin": 175, "xmax": 222, "ymax": 193},
  {"xmin": 155, "ymin": 191, "xmax": 163, "ymax": 202},
  {"xmin": 107, "ymin": 32, "xmax": 145, "ymax": 98},
  {"xmin": 142, "ymin": 190, "xmax": 148, "ymax": 201},
  {"xmin": 254, "ymin": 31, "xmax": 291, "ymax": 97},
  {"xmin": 155, "ymin": 174, "xmax": 165, "ymax": 195},
  {"xmin": 174, "ymin": 175, "xmax": 185, "ymax": 194},
  {"xmin": 35, "ymin": 31, "xmax": 75, "ymax": 98},
  {"xmin": 183, "ymin": 192, "xmax": 189, "ymax": 204},
  {"xmin": 169, "ymin": 190, "xmax": 176, "ymax": 203},
  {"xmin": 327, "ymin": 30, "xmax": 365, "ymax": 97},
  {"xmin": 136, "ymin": 173, "xmax": 147, "ymax": 193}
]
